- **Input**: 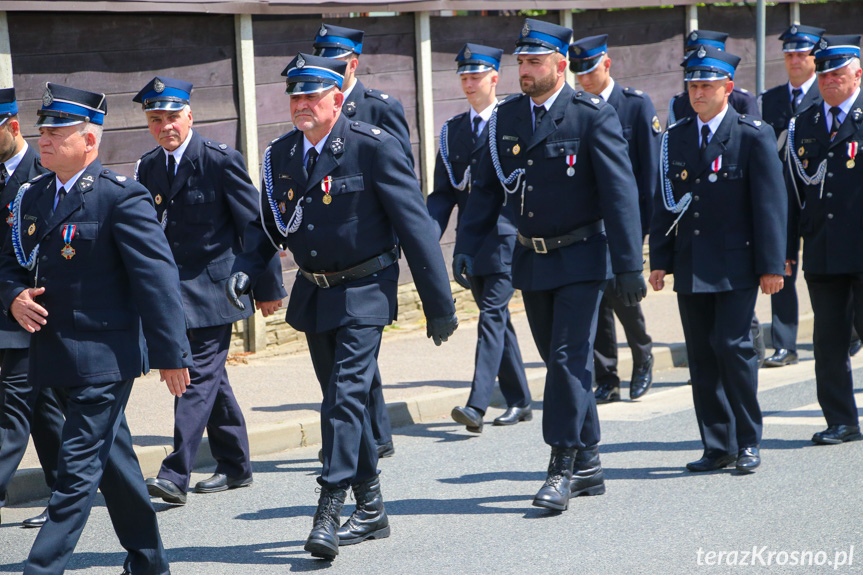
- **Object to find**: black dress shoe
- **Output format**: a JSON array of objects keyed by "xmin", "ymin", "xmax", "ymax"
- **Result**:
[
  {"xmin": 493, "ymin": 406, "xmax": 532, "ymax": 426},
  {"xmin": 22, "ymin": 508, "xmax": 48, "ymax": 528},
  {"xmin": 812, "ymin": 425, "xmax": 863, "ymax": 445},
  {"xmin": 763, "ymin": 349, "xmax": 799, "ymax": 368},
  {"xmin": 145, "ymin": 477, "xmax": 187, "ymax": 505},
  {"xmin": 194, "ymin": 473, "xmax": 253, "ymax": 494},
  {"xmin": 686, "ymin": 451, "xmax": 737, "ymax": 472},
  {"xmin": 735, "ymin": 447, "xmax": 760, "ymax": 473},
  {"xmin": 377, "ymin": 441, "xmax": 395, "ymax": 458},
  {"xmin": 451, "ymin": 406, "xmax": 483, "ymax": 433},
  {"xmin": 594, "ymin": 382, "xmax": 620, "ymax": 404},
  {"xmin": 851, "ymin": 339, "xmax": 863, "ymax": 357},
  {"xmin": 629, "ymin": 354, "xmax": 654, "ymax": 400}
]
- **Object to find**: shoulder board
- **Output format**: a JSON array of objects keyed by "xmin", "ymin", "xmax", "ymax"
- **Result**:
[
  {"xmin": 573, "ymin": 91, "xmax": 602, "ymax": 108},
  {"xmin": 622, "ymin": 86, "xmax": 646, "ymax": 98},
  {"xmin": 204, "ymin": 140, "xmax": 230, "ymax": 154},
  {"xmin": 738, "ymin": 115, "xmax": 763, "ymax": 129},
  {"xmin": 100, "ymin": 169, "xmax": 131, "ymax": 186},
  {"xmin": 667, "ymin": 116, "xmax": 692, "ymax": 130},
  {"xmin": 141, "ymin": 144, "xmax": 162, "ymax": 160},
  {"xmin": 739, "ymin": 88, "xmax": 750, "ymax": 94},
  {"xmin": 365, "ymin": 88, "xmax": 393, "ymax": 103},
  {"xmin": 350, "ymin": 121, "xmax": 385, "ymax": 140},
  {"xmin": 270, "ymin": 129, "xmax": 298, "ymax": 148},
  {"xmin": 448, "ymin": 111, "xmax": 469, "ymax": 124},
  {"xmin": 499, "ymin": 93, "xmax": 525, "ymax": 108},
  {"xmin": 26, "ymin": 172, "xmax": 50, "ymax": 186}
]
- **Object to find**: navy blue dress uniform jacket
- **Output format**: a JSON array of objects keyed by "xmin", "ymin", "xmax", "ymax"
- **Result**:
[
  {"xmin": 428, "ymin": 110, "xmax": 516, "ymax": 276},
  {"xmin": 236, "ymin": 114, "xmax": 455, "ymax": 334},
  {"xmin": 787, "ymin": 92, "xmax": 863, "ymax": 274},
  {"xmin": 455, "ymin": 83, "xmax": 644, "ymax": 289},
  {"xmin": 136, "ymin": 131, "xmax": 285, "ymax": 328},
  {"xmin": 0, "ymin": 159, "xmax": 193, "ymax": 387},
  {"xmin": 343, "ymin": 80, "xmax": 415, "ymax": 170},
  {"xmin": 0, "ymin": 145, "xmax": 46, "ymax": 349},
  {"xmin": 669, "ymin": 87, "xmax": 759, "ymax": 125},
  {"xmin": 607, "ymin": 84, "xmax": 661, "ymax": 236},
  {"xmin": 761, "ymin": 83, "xmax": 821, "ymax": 154},
  {"xmin": 650, "ymin": 108, "xmax": 788, "ymax": 291}
]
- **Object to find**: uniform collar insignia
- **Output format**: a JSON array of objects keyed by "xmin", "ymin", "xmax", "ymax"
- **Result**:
[{"xmin": 78, "ymin": 174, "xmax": 94, "ymax": 191}]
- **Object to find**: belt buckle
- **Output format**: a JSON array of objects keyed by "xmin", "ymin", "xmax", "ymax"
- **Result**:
[
  {"xmin": 532, "ymin": 237, "xmax": 548, "ymax": 254},
  {"xmin": 312, "ymin": 273, "xmax": 330, "ymax": 288}
]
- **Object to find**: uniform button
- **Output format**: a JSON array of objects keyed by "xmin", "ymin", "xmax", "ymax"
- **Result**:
[
  {"xmin": 527, "ymin": 160, "xmax": 533, "ymax": 166},
  {"xmin": 170, "ymin": 200, "xmax": 175, "ymax": 205},
  {"xmin": 306, "ymin": 197, "xmax": 312, "ymax": 204},
  {"xmin": 40, "ymin": 277, "xmax": 46, "ymax": 283},
  {"xmin": 471, "ymin": 159, "xmax": 477, "ymax": 165},
  {"xmin": 723, "ymin": 173, "xmax": 728, "ymax": 178},
  {"xmin": 826, "ymin": 192, "xmax": 833, "ymax": 198},
  {"xmin": 828, "ymin": 213, "xmax": 834, "ymax": 219},
  {"xmin": 102, "ymin": 321, "xmax": 108, "ymax": 327},
  {"xmin": 559, "ymin": 147, "xmax": 565, "ymax": 153},
  {"xmin": 828, "ymin": 172, "xmax": 833, "ymax": 178},
  {"xmin": 528, "ymin": 212, "xmax": 534, "ymax": 217},
  {"xmin": 307, "ymin": 224, "xmax": 314, "ymax": 231},
  {"xmin": 527, "ymin": 185, "xmax": 533, "ymax": 191},
  {"xmin": 745, "ymin": 241, "xmax": 750, "ymax": 246},
  {"xmin": 41, "ymin": 255, "xmax": 48, "ymax": 261},
  {"xmin": 173, "ymin": 242, "xmax": 180, "ymax": 247},
  {"xmin": 695, "ymin": 178, "xmax": 701, "ymax": 184},
  {"xmin": 693, "ymin": 212, "xmax": 699, "ymax": 218},
  {"xmin": 828, "ymin": 152, "xmax": 834, "ymax": 158},
  {"xmin": 310, "ymin": 250, "xmax": 317, "ymax": 257},
  {"xmin": 693, "ymin": 230, "xmax": 700, "ymax": 236},
  {"xmin": 694, "ymin": 195, "xmax": 700, "ymax": 201}
]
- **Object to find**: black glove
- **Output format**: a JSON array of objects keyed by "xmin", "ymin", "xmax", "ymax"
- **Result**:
[
  {"xmin": 427, "ymin": 313, "xmax": 459, "ymax": 346},
  {"xmin": 226, "ymin": 272, "xmax": 251, "ymax": 311},
  {"xmin": 452, "ymin": 254, "xmax": 474, "ymax": 290},
  {"xmin": 615, "ymin": 271, "xmax": 647, "ymax": 307}
]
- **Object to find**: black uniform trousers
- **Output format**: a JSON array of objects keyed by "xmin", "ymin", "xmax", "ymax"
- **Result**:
[
  {"xmin": 593, "ymin": 290, "xmax": 653, "ymax": 386},
  {"xmin": 466, "ymin": 273, "xmax": 531, "ymax": 413},
  {"xmin": 158, "ymin": 323, "xmax": 251, "ymax": 491},
  {"xmin": 0, "ymin": 348, "xmax": 64, "ymax": 508},
  {"xmin": 367, "ymin": 366, "xmax": 392, "ymax": 447},
  {"xmin": 24, "ymin": 380, "xmax": 168, "ymax": 575},
  {"xmin": 307, "ymin": 325, "xmax": 382, "ymax": 489},
  {"xmin": 522, "ymin": 280, "xmax": 604, "ymax": 449},
  {"xmin": 805, "ymin": 272, "xmax": 863, "ymax": 427},
  {"xmin": 677, "ymin": 288, "xmax": 763, "ymax": 455},
  {"xmin": 771, "ymin": 255, "xmax": 799, "ymax": 353}
]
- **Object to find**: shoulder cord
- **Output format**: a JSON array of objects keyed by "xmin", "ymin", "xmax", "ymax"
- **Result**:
[
  {"xmin": 11, "ymin": 183, "xmax": 39, "ymax": 269},
  {"xmin": 487, "ymin": 104, "xmax": 526, "ymax": 204},
  {"xmin": 659, "ymin": 130, "xmax": 691, "ymax": 236},
  {"xmin": 439, "ymin": 119, "xmax": 470, "ymax": 191},
  {"xmin": 786, "ymin": 116, "xmax": 827, "ymax": 204},
  {"xmin": 262, "ymin": 145, "xmax": 304, "ymax": 237}
]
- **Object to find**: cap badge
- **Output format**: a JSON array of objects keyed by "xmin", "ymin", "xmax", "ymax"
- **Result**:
[
  {"xmin": 464, "ymin": 46, "xmax": 472, "ymax": 59},
  {"xmin": 820, "ymin": 38, "xmax": 828, "ymax": 50},
  {"xmin": 42, "ymin": 87, "xmax": 53, "ymax": 107},
  {"xmin": 697, "ymin": 46, "xmax": 707, "ymax": 59},
  {"xmin": 572, "ymin": 45, "xmax": 582, "ymax": 56},
  {"xmin": 319, "ymin": 24, "xmax": 328, "ymax": 37},
  {"xmin": 522, "ymin": 22, "xmax": 530, "ymax": 37},
  {"xmin": 790, "ymin": 25, "xmax": 798, "ymax": 35},
  {"xmin": 154, "ymin": 78, "xmax": 165, "ymax": 93},
  {"xmin": 690, "ymin": 32, "xmax": 698, "ymax": 41},
  {"xmin": 297, "ymin": 54, "xmax": 306, "ymax": 69}
]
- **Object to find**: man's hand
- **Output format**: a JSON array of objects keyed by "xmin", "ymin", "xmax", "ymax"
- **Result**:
[
  {"xmin": 256, "ymin": 299, "xmax": 283, "ymax": 317},
  {"xmin": 161, "ymin": 368, "xmax": 191, "ymax": 397},
  {"xmin": 427, "ymin": 313, "xmax": 459, "ymax": 346},
  {"xmin": 649, "ymin": 270, "xmax": 666, "ymax": 292},
  {"xmin": 226, "ymin": 272, "xmax": 251, "ymax": 311},
  {"xmin": 616, "ymin": 271, "xmax": 648, "ymax": 306},
  {"xmin": 760, "ymin": 274, "xmax": 784, "ymax": 295},
  {"xmin": 11, "ymin": 287, "xmax": 48, "ymax": 333},
  {"xmin": 452, "ymin": 254, "xmax": 474, "ymax": 290},
  {"xmin": 785, "ymin": 259, "xmax": 796, "ymax": 277}
]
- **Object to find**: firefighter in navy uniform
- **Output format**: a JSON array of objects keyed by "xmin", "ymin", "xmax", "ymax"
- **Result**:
[
  {"xmin": 454, "ymin": 19, "xmax": 646, "ymax": 512},
  {"xmin": 785, "ymin": 36, "xmax": 863, "ymax": 445},
  {"xmin": 760, "ymin": 25, "xmax": 825, "ymax": 368},
  {"xmin": 649, "ymin": 47, "xmax": 787, "ymax": 475},
  {"xmin": 312, "ymin": 23, "xmax": 416, "ymax": 458},
  {"xmin": 569, "ymin": 34, "xmax": 659, "ymax": 403},
  {"xmin": 132, "ymin": 77, "xmax": 286, "ymax": 505},
  {"xmin": 0, "ymin": 87, "xmax": 63, "ymax": 529},
  {"xmin": 227, "ymin": 54, "xmax": 457, "ymax": 559},
  {"xmin": 429, "ymin": 43, "xmax": 532, "ymax": 433},
  {"xmin": 0, "ymin": 83, "xmax": 192, "ymax": 575}
]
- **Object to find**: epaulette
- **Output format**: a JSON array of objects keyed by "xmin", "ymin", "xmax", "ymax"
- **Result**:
[
  {"xmin": 739, "ymin": 88, "xmax": 750, "ymax": 94},
  {"xmin": 204, "ymin": 140, "xmax": 230, "ymax": 154},
  {"xmin": 100, "ymin": 168, "xmax": 131, "ymax": 186},
  {"xmin": 270, "ymin": 129, "xmax": 298, "ymax": 148},
  {"xmin": 573, "ymin": 91, "xmax": 603, "ymax": 108},
  {"xmin": 350, "ymin": 120, "xmax": 385, "ymax": 140},
  {"xmin": 365, "ymin": 88, "xmax": 394, "ymax": 103},
  {"xmin": 738, "ymin": 114, "xmax": 763, "ymax": 129},
  {"xmin": 140, "ymin": 144, "xmax": 162, "ymax": 160},
  {"xmin": 447, "ymin": 111, "xmax": 469, "ymax": 124},
  {"xmin": 667, "ymin": 116, "xmax": 692, "ymax": 131},
  {"xmin": 623, "ymin": 86, "xmax": 646, "ymax": 98},
  {"xmin": 498, "ymin": 93, "xmax": 525, "ymax": 108},
  {"xmin": 26, "ymin": 172, "xmax": 50, "ymax": 186}
]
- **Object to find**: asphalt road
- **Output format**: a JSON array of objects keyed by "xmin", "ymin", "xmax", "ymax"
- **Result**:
[{"xmin": 2, "ymin": 348, "xmax": 863, "ymax": 575}]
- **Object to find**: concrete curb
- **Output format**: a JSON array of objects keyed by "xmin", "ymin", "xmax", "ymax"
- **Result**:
[{"xmin": 6, "ymin": 313, "xmax": 815, "ymax": 506}]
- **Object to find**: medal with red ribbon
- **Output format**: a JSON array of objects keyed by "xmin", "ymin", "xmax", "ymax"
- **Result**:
[
  {"xmin": 847, "ymin": 141, "xmax": 858, "ymax": 169},
  {"xmin": 321, "ymin": 176, "xmax": 333, "ymax": 204},
  {"xmin": 565, "ymin": 155, "xmax": 576, "ymax": 177},
  {"xmin": 61, "ymin": 224, "xmax": 76, "ymax": 260},
  {"xmin": 5, "ymin": 203, "xmax": 12, "ymax": 227},
  {"xmin": 708, "ymin": 155, "xmax": 722, "ymax": 182}
]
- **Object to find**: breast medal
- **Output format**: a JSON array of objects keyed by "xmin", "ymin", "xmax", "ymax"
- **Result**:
[
  {"xmin": 5, "ymin": 203, "xmax": 12, "ymax": 227},
  {"xmin": 321, "ymin": 176, "xmax": 333, "ymax": 204},
  {"xmin": 847, "ymin": 141, "xmax": 858, "ymax": 169},
  {"xmin": 288, "ymin": 188, "xmax": 294, "ymax": 201},
  {"xmin": 565, "ymin": 154, "xmax": 576, "ymax": 177},
  {"xmin": 512, "ymin": 144, "xmax": 521, "ymax": 156},
  {"xmin": 155, "ymin": 194, "xmax": 162, "ymax": 205},
  {"xmin": 680, "ymin": 169, "xmax": 688, "ymax": 181},
  {"xmin": 61, "ymin": 224, "xmax": 76, "ymax": 260},
  {"xmin": 708, "ymin": 155, "xmax": 722, "ymax": 183},
  {"xmin": 27, "ymin": 223, "xmax": 35, "ymax": 236}
]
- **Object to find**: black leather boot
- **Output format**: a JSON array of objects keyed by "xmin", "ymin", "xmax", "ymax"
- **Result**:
[
  {"xmin": 337, "ymin": 474, "xmax": 391, "ymax": 545},
  {"xmin": 532, "ymin": 447, "xmax": 576, "ymax": 511},
  {"xmin": 304, "ymin": 486, "xmax": 347, "ymax": 560},
  {"xmin": 571, "ymin": 446, "xmax": 606, "ymax": 497}
]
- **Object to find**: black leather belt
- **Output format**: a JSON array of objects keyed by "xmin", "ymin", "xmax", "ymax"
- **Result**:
[
  {"xmin": 299, "ymin": 247, "xmax": 399, "ymax": 289},
  {"xmin": 517, "ymin": 220, "xmax": 605, "ymax": 254}
]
